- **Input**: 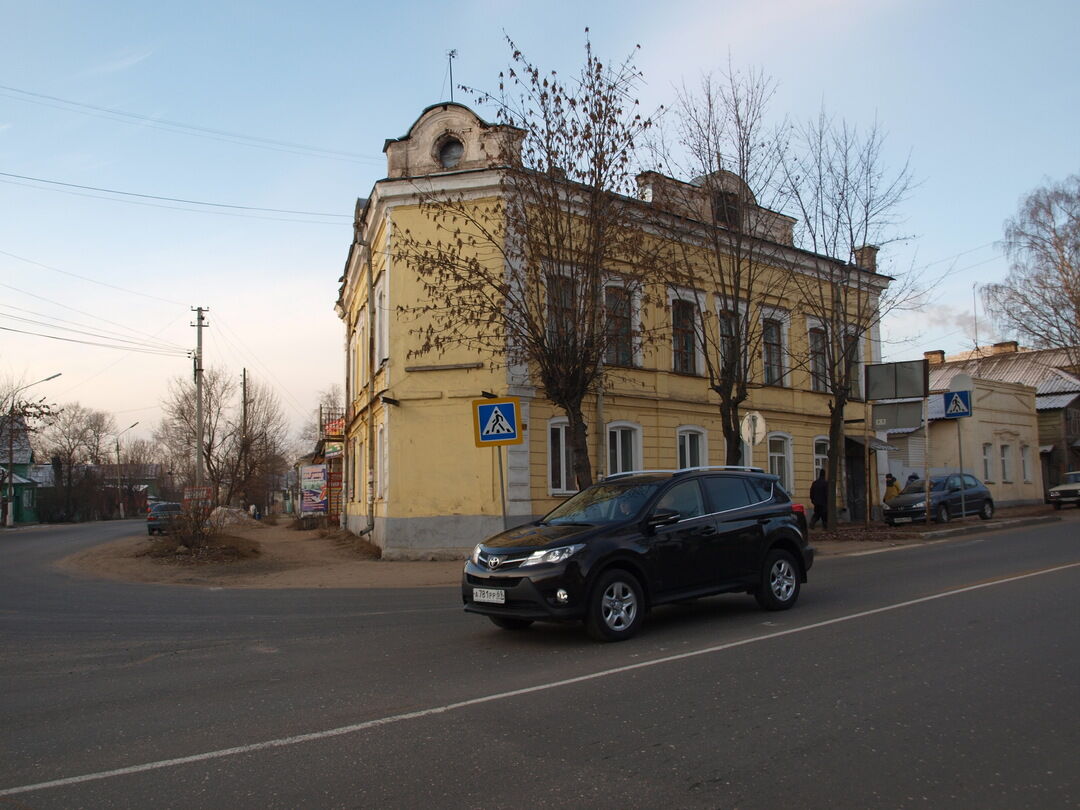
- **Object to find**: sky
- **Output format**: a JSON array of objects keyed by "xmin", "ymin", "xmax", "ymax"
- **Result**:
[{"xmin": 2, "ymin": 0, "xmax": 1077, "ymax": 446}]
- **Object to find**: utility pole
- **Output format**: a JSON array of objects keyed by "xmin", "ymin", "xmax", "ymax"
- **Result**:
[
  {"xmin": 192, "ymin": 307, "xmax": 209, "ymax": 489},
  {"xmin": 241, "ymin": 367, "xmax": 248, "ymax": 504}
]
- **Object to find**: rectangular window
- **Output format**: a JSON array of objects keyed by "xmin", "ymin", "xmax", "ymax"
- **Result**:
[
  {"xmin": 1021, "ymin": 445, "xmax": 1031, "ymax": 482},
  {"xmin": 604, "ymin": 286, "xmax": 633, "ymax": 367},
  {"xmin": 549, "ymin": 423, "xmax": 574, "ymax": 493},
  {"xmin": 814, "ymin": 439, "xmax": 829, "ymax": 477},
  {"xmin": 678, "ymin": 431, "xmax": 702, "ymax": 469},
  {"xmin": 763, "ymin": 319, "xmax": 784, "ymax": 386},
  {"xmin": 768, "ymin": 436, "xmax": 790, "ymax": 491},
  {"xmin": 809, "ymin": 327, "xmax": 828, "ymax": 392},
  {"xmin": 846, "ymin": 333, "xmax": 863, "ymax": 400},
  {"xmin": 719, "ymin": 310, "xmax": 737, "ymax": 372},
  {"xmin": 982, "ymin": 443, "xmax": 994, "ymax": 481},
  {"xmin": 712, "ymin": 190, "xmax": 741, "ymax": 228},
  {"xmin": 608, "ymin": 427, "xmax": 636, "ymax": 474},
  {"xmin": 1000, "ymin": 444, "xmax": 1012, "ymax": 482},
  {"xmin": 374, "ymin": 281, "xmax": 388, "ymax": 365},
  {"xmin": 672, "ymin": 299, "xmax": 697, "ymax": 374},
  {"xmin": 547, "ymin": 274, "xmax": 575, "ymax": 346}
]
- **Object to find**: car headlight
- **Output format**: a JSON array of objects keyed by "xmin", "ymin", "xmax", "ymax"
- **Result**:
[
  {"xmin": 911, "ymin": 501, "xmax": 925, "ymax": 509},
  {"xmin": 470, "ymin": 544, "xmax": 482, "ymax": 565},
  {"xmin": 521, "ymin": 544, "xmax": 584, "ymax": 567}
]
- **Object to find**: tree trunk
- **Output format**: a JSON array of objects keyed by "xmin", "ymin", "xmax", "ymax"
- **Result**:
[
  {"xmin": 565, "ymin": 403, "xmax": 593, "ymax": 490},
  {"xmin": 826, "ymin": 396, "xmax": 847, "ymax": 529},
  {"xmin": 720, "ymin": 399, "xmax": 743, "ymax": 466}
]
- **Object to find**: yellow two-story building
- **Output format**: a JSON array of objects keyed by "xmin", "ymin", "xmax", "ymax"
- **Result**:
[{"xmin": 336, "ymin": 102, "xmax": 889, "ymax": 559}]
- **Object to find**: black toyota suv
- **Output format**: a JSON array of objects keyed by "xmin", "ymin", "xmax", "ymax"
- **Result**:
[{"xmin": 462, "ymin": 467, "xmax": 813, "ymax": 641}]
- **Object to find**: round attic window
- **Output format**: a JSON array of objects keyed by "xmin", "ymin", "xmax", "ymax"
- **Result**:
[{"xmin": 438, "ymin": 137, "xmax": 464, "ymax": 169}]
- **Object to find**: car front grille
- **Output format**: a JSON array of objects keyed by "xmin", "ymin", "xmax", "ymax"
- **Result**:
[{"xmin": 466, "ymin": 574, "xmax": 523, "ymax": 588}]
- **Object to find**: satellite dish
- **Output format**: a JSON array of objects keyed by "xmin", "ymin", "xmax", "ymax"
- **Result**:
[{"xmin": 740, "ymin": 411, "xmax": 767, "ymax": 446}]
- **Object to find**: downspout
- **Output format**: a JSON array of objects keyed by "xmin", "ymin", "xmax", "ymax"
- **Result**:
[{"xmin": 364, "ymin": 243, "xmax": 376, "ymax": 537}]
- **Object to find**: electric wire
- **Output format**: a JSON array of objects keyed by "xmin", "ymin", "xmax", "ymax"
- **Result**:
[
  {"xmin": 0, "ymin": 83, "xmax": 383, "ymax": 164},
  {"xmin": 1, "ymin": 250, "xmax": 186, "ymax": 306},
  {"xmin": 0, "ymin": 176, "xmax": 346, "ymax": 225},
  {"xmin": 0, "ymin": 312, "xmax": 188, "ymax": 354},
  {"xmin": 211, "ymin": 313, "xmax": 310, "ymax": 419},
  {"xmin": 0, "ymin": 302, "xmax": 188, "ymax": 353},
  {"xmin": 0, "ymin": 325, "xmax": 188, "ymax": 356},
  {"xmin": 0, "ymin": 171, "xmax": 350, "ymax": 218}
]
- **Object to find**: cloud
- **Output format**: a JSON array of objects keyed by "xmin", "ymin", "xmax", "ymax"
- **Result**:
[{"xmin": 82, "ymin": 49, "xmax": 154, "ymax": 76}]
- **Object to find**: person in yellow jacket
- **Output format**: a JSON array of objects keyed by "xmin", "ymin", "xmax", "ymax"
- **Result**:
[{"xmin": 883, "ymin": 473, "xmax": 901, "ymax": 503}]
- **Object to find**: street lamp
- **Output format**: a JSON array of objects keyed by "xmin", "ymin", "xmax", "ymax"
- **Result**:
[
  {"xmin": 113, "ymin": 421, "xmax": 139, "ymax": 520},
  {"xmin": 5, "ymin": 373, "xmax": 61, "ymax": 528}
]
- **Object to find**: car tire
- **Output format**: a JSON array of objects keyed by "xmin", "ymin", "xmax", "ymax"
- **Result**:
[
  {"xmin": 585, "ymin": 569, "xmax": 645, "ymax": 642},
  {"xmin": 979, "ymin": 501, "xmax": 994, "ymax": 520},
  {"xmin": 936, "ymin": 504, "xmax": 950, "ymax": 524},
  {"xmin": 755, "ymin": 549, "xmax": 801, "ymax": 611},
  {"xmin": 488, "ymin": 616, "xmax": 533, "ymax": 631}
]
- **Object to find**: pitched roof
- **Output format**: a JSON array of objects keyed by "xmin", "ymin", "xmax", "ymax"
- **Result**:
[
  {"xmin": 933, "ymin": 346, "xmax": 1079, "ymax": 389},
  {"xmin": 0, "ymin": 415, "xmax": 33, "ymax": 465}
]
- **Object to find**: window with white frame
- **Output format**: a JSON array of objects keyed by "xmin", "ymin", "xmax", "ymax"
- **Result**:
[
  {"xmin": 604, "ymin": 284, "xmax": 634, "ymax": 367},
  {"xmin": 718, "ymin": 308, "xmax": 738, "ymax": 371},
  {"xmin": 1021, "ymin": 445, "xmax": 1031, "ymax": 482},
  {"xmin": 761, "ymin": 307, "xmax": 789, "ymax": 386},
  {"xmin": 982, "ymin": 443, "xmax": 994, "ymax": 481},
  {"xmin": 671, "ymin": 298, "xmax": 698, "ymax": 374},
  {"xmin": 548, "ymin": 418, "xmax": 575, "ymax": 494},
  {"xmin": 845, "ymin": 330, "xmax": 864, "ymax": 400},
  {"xmin": 607, "ymin": 422, "xmax": 641, "ymax": 475},
  {"xmin": 677, "ymin": 427, "xmax": 706, "ymax": 469},
  {"xmin": 1000, "ymin": 444, "xmax": 1012, "ymax": 482},
  {"xmin": 374, "ymin": 278, "xmax": 388, "ymax": 366},
  {"xmin": 813, "ymin": 437, "xmax": 829, "ymax": 477},
  {"xmin": 376, "ymin": 424, "xmax": 387, "ymax": 498},
  {"xmin": 808, "ymin": 326, "xmax": 828, "ymax": 392},
  {"xmin": 767, "ymin": 433, "xmax": 792, "ymax": 491},
  {"xmin": 546, "ymin": 273, "xmax": 575, "ymax": 347},
  {"xmin": 355, "ymin": 310, "xmax": 366, "ymax": 384}
]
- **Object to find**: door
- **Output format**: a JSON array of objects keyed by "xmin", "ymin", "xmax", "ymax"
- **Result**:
[
  {"xmin": 645, "ymin": 480, "xmax": 716, "ymax": 594},
  {"xmin": 701, "ymin": 474, "xmax": 764, "ymax": 583}
]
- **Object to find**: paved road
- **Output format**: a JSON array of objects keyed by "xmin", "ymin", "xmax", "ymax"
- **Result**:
[{"xmin": 2, "ymin": 516, "xmax": 1078, "ymax": 808}]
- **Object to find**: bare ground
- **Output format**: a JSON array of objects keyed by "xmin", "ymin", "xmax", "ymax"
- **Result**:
[{"xmin": 56, "ymin": 524, "xmax": 465, "ymax": 589}]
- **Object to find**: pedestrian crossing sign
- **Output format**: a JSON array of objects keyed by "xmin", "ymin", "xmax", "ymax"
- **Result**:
[
  {"xmin": 942, "ymin": 390, "xmax": 972, "ymax": 419},
  {"xmin": 472, "ymin": 397, "xmax": 524, "ymax": 447}
]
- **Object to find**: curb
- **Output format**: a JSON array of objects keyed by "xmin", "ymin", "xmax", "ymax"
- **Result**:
[{"xmin": 919, "ymin": 514, "xmax": 1061, "ymax": 540}]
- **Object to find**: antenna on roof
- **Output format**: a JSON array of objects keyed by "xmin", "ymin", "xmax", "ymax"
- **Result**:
[{"xmin": 447, "ymin": 49, "xmax": 458, "ymax": 102}]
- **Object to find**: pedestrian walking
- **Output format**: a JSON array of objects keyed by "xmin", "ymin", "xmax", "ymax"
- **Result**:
[
  {"xmin": 884, "ymin": 473, "xmax": 901, "ymax": 503},
  {"xmin": 809, "ymin": 469, "xmax": 828, "ymax": 529}
]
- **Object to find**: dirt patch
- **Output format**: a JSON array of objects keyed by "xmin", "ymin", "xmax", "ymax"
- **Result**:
[
  {"xmin": 139, "ymin": 533, "xmax": 262, "ymax": 564},
  {"xmin": 56, "ymin": 523, "xmax": 464, "ymax": 589}
]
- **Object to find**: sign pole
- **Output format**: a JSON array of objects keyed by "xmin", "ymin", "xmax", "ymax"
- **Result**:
[
  {"xmin": 923, "ymin": 397, "xmax": 931, "ymax": 525},
  {"xmin": 496, "ymin": 446, "xmax": 507, "ymax": 530},
  {"xmin": 957, "ymin": 418, "xmax": 965, "ymax": 522}
]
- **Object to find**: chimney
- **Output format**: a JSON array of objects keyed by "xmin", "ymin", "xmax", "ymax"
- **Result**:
[
  {"xmin": 991, "ymin": 340, "xmax": 1019, "ymax": 355},
  {"xmin": 924, "ymin": 350, "xmax": 945, "ymax": 365},
  {"xmin": 854, "ymin": 244, "xmax": 879, "ymax": 273}
]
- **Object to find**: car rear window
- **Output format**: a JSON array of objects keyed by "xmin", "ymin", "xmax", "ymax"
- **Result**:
[
  {"xmin": 702, "ymin": 476, "xmax": 755, "ymax": 511},
  {"xmin": 152, "ymin": 504, "xmax": 182, "ymax": 513}
]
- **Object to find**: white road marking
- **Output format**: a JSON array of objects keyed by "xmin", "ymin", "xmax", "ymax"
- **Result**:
[{"xmin": 3, "ymin": 560, "xmax": 1078, "ymax": 798}]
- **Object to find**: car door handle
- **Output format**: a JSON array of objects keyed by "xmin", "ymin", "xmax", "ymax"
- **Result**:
[{"xmin": 698, "ymin": 526, "xmax": 717, "ymax": 536}]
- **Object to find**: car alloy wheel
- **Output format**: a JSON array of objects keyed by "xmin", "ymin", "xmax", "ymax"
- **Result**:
[
  {"xmin": 979, "ymin": 501, "xmax": 994, "ymax": 520},
  {"xmin": 936, "ymin": 504, "xmax": 950, "ymax": 524},
  {"xmin": 586, "ymin": 569, "xmax": 644, "ymax": 642},
  {"xmin": 755, "ymin": 549, "xmax": 800, "ymax": 611}
]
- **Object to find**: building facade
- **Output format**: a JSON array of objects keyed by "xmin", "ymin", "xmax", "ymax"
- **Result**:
[{"xmin": 336, "ymin": 103, "xmax": 888, "ymax": 558}]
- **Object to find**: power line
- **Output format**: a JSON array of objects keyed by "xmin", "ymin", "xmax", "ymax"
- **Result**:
[
  {"xmin": 0, "ymin": 312, "xmax": 187, "ymax": 354},
  {"xmin": 0, "ymin": 302, "xmax": 188, "ymax": 352},
  {"xmin": 1, "ymin": 251, "xmax": 184, "ymax": 305},
  {"xmin": 0, "ymin": 83, "xmax": 383, "ymax": 164},
  {"xmin": 0, "ymin": 324, "xmax": 189, "ymax": 356},
  {"xmin": 212, "ymin": 313, "xmax": 310, "ymax": 419},
  {"xmin": 0, "ymin": 170, "xmax": 350, "ymax": 218}
]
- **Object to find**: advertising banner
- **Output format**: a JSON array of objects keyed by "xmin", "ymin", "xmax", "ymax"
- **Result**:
[{"xmin": 300, "ymin": 465, "xmax": 328, "ymax": 514}]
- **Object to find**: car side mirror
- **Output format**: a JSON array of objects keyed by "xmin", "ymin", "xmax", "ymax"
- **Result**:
[{"xmin": 645, "ymin": 509, "xmax": 680, "ymax": 532}]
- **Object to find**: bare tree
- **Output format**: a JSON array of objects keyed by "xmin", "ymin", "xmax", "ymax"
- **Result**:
[
  {"xmin": 41, "ymin": 402, "xmax": 113, "ymax": 519},
  {"xmin": 156, "ymin": 367, "xmax": 288, "ymax": 506},
  {"xmin": 298, "ymin": 384, "xmax": 344, "ymax": 452},
  {"xmin": 983, "ymin": 174, "xmax": 1080, "ymax": 370},
  {"xmin": 397, "ymin": 32, "xmax": 660, "ymax": 488},
  {"xmin": 782, "ymin": 111, "xmax": 916, "ymax": 523},
  {"xmin": 652, "ymin": 65, "xmax": 796, "ymax": 464}
]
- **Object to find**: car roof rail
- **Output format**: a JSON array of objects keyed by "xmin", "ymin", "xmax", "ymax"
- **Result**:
[
  {"xmin": 674, "ymin": 465, "xmax": 766, "ymax": 474},
  {"xmin": 602, "ymin": 469, "xmax": 680, "ymax": 481}
]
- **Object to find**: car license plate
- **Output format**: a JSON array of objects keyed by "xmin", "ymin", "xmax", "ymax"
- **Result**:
[
  {"xmin": 894, "ymin": 516, "xmax": 912, "ymax": 524},
  {"xmin": 473, "ymin": 588, "xmax": 505, "ymax": 604}
]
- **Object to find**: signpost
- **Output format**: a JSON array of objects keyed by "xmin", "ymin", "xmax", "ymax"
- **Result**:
[
  {"xmin": 943, "ymin": 379, "xmax": 974, "ymax": 520},
  {"xmin": 473, "ymin": 397, "xmax": 524, "ymax": 529}
]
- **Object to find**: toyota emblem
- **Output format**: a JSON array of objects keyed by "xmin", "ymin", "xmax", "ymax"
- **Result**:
[{"xmin": 487, "ymin": 555, "xmax": 501, "ymax": 570}]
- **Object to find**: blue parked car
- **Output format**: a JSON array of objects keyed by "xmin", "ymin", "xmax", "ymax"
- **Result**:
[{"xmin": 883, "ymin": 474, "xmax": 994, "ymax": 525}]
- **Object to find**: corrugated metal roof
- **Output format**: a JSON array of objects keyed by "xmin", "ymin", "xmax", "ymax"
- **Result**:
[
  {"xmin": 1036, "ymin": 392, "xmax": 1080, "ymax": 411},
  {"xmin": 930, "ymin": 347, "xmax": 1079, "ymax": 389}
]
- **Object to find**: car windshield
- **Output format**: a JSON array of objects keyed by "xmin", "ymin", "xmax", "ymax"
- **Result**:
[
  {"xmin": 900, "ymin": 478, "xmax": 946, "ymax": 495},
  {"xmin": 152, "ymin": 504, "xmax": 181, "ymax": 513},
  {"xmin": 543, "ymin": 482, "xmax": 661, "ymax": 525},
  {"xmin": 1064, "ymin": 472, "xmax": 1080, "ymax": 485}
]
